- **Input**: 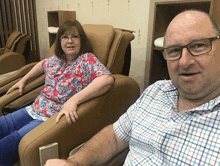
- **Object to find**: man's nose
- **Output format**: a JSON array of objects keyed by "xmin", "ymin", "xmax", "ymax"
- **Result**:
[{"xmin": 178, "ymin": 48, "xmax": 195, "ymax": 67}]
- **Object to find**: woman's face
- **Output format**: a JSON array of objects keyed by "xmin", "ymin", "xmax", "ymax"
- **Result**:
[{"xmin": 61, "ymin": 26, "xmax": 81, "ymax": 61}]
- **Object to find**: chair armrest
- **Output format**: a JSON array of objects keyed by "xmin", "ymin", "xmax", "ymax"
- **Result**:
[
  {"xmin": 0, "ymin": 74, "xmax": 45, "ymax": 112},
  {"xmin": 0, "ymin": 78, "xmax": 21, "ymax": 96},
  {"xmin": 0, "ymin": 62, "xmax": 38, "ymax": 87},
  {"xmin": 0, "ymin": 70, "xmax": 18, "ymax": 81},
  {"xmin": 4, "ymin": 85, "xmax": 44, "ymax": 112},
  {"xmin": 0, "ymin": 52, "xmax": 26, "ymax": 75},
  {"xmin": 18, "ymin": 74, "xmax": 140, "ymax": 166}
]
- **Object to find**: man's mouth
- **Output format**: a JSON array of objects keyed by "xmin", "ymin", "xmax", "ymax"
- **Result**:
[{"xmin": 180, "ymin": 73, "xmax": 198, "ymax": 76}]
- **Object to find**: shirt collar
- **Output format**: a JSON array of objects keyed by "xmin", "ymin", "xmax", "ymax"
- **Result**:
[{"xmin": 161, "ymin": 80, "xmax": 177, "ymax": 93}]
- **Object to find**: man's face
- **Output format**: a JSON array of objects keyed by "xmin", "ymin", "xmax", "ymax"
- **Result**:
[{"xmin": 165, "ymin": 12, "xmax": 220, "ymax": 100}]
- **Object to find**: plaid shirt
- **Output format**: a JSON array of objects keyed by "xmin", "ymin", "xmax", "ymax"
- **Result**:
[{"xmin": 113, "ymin": 80, "xmax": 220, "ymax": 166}]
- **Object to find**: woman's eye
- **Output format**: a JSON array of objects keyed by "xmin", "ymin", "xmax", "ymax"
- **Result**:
[
  {"xmin": 72, "ymin": 35, "xmax": 79, "ymax": 38},
  {"xmin": 62, "ymin": 36, "xmax": 68, "ymax": 39}
]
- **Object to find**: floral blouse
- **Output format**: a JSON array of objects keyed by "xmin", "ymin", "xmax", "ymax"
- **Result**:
[{"xmin": 26, "ymin": 53, "xmax": 112, "ymax": 121}]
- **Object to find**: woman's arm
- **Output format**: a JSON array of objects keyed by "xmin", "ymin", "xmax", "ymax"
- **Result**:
[
  {"xmin": 56, "ymin": 74, "xmax": 114, "ymax": 125},
  {"xmin": 6, "ymin": 60, "xmax": 44, "ymax": 95},
  {"xmin": 45, "ymin": 125, "xmax": 129, "ymax": 166}
]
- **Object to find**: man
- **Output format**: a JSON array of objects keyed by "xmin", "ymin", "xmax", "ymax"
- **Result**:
[{"xmin": 45, "ymin": 10, "xmax": 220, "ymax": 166}]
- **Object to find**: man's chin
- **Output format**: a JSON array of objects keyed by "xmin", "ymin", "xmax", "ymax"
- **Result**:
[{"xmin": 178, "ymin": 85, "xmax": 203, "ymax": 99}]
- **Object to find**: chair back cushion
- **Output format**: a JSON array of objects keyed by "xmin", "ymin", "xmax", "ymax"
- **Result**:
[
  {"xmin": 5, "ymin": 31, "xmax": 21, "ymax": 53},
  {"xmin": 13, "ymin": 34, "xmax": 31, "ymax": 55},
  {"xmin": 82, "ymin": 24, "xmax": 115, "ymax": 66}
]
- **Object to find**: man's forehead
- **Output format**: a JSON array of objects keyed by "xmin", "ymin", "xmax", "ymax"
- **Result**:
[
  {"xmin": 165, "ymin": 11, "xmax": 213, "ymax": 45},
  {"xmin": 167, "ymin": 11, "xmax": 210, "ymax": 32}
]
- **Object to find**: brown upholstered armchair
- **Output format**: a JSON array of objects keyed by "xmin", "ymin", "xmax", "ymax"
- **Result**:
[
  {"xmin": 0, "ymin": 30, "xmax": 31, "ymax": 75},
  {"xmin": 0, "ymin": 24, "xmax": 140, "ymax": 166}
]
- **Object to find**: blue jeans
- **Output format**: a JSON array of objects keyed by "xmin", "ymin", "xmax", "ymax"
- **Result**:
[{"xmin": 0, "ymin": 108, "xmax": 44, "ymax": 166}]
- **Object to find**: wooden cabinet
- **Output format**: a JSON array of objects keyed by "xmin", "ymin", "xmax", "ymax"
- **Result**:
[
  {"xmin": 149, "ymin": 0, "xmax": 219, "ymax": 85},
  {"xmin": 47, "ymin": 10, "xmax": 76, "ymax": 46}
]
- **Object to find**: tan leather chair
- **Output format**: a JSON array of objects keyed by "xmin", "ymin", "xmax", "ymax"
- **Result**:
[
  {"xmin": 0, "ymin": 24, "xmax": 140, "ymax": 166},
  {"xmin": 0, "ymin": 30, "xmax": 31, "ymax": 75},
  {"xmin": 0, "ymin": 31, "xmax": 21, "ymax": 54}
]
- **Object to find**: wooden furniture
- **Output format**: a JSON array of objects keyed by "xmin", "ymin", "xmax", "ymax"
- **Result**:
[
  {"xmin": 149, "ymin": 0, "xmax": 220, "ymax": 85},
  {"xmin": 47, "ymin": 10, "xmax": 76, "ymax": 46}
]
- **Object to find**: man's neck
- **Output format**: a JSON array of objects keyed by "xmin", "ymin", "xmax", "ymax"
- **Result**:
[
  {"xmin": 178, "ymin": 89, "xmax": 220, "ymax": 112},
  {"xmin": 178, "ymin": 97, "xmax": 201, "ymax": 112}
]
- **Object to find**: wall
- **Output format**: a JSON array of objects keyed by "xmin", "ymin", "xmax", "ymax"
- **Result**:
[{"xmin": 36, "ymin": 0, "xmax": 176, "ymax": 92}]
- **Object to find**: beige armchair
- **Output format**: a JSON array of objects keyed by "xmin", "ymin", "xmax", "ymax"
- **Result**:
[
  {"xmin": 0, "ymin": 24, "xmax": 140, "ymax": 166},
  {"xmin": 0, "ymin": 30, "xmax": 31, "ymax": 75}
]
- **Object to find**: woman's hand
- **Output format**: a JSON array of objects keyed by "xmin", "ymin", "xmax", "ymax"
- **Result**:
[
  {"xmin": 56, "ymin": 99, "xmax": 79, "ymax": 125},
  {"xmin": 6, "ymin": 79, "xmax": 26, "ymax": 95},
  {"xmin": 45, "ymin": 159, "xmax": 80, "ymax": 166},
  {"xmin": 6, "ymin": 61, "xmax": 44, "ymax": 96},
  {"xmin": 55, "ymin": 75, "xmax": 114, "ymax": 125}
]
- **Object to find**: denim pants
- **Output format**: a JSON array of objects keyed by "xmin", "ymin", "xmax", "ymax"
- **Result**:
[{"xmin": 0, "ymin": 108, "xmax": 44, "ymax": 166}]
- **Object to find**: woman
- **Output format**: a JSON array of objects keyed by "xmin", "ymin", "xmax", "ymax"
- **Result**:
[{"xmin": 0, "ymin": 20, "xmax": 114, "ymax": 166}]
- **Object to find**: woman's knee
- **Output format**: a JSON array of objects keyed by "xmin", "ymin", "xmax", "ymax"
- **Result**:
[{"xmin": 18, "ymin": 119, "xmax": 44, "ymax": 137}]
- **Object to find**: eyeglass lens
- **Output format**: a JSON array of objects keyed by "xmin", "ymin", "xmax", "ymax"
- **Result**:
[
  {"xmin": 61, "ymin": 35, "xmax": 78, "ymax": 41},
  {"xmin": 163, "ymin": 38, "xmax": 213, "ymax": 60}
]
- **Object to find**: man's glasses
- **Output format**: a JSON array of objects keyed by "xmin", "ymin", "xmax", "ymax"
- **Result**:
[
  {"xmin": 60, "ymin": 35, "xmax": 79, "ymax": 42},
  {"xmin": 161, "ymin": 36, "xmax": 220, "ymax": 61}
]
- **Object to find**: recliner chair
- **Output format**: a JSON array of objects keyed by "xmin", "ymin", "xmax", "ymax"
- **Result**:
[
  {"xmin": 0, "ymin": 30, "xmax": 31, "ymax": 75},
  {"xmin": 0, "ymin": 24, "xmax": 140, "ymax": 166}
]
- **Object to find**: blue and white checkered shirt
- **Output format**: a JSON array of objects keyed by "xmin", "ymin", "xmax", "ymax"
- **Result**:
[{"xmin": 113, "ymin": 80, "xmax": 220, "ymax": 165}]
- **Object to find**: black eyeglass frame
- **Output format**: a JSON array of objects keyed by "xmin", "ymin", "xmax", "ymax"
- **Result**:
[{"xmin": 161, "ymin": 36, "xmax": 220, "ymax": 61}]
